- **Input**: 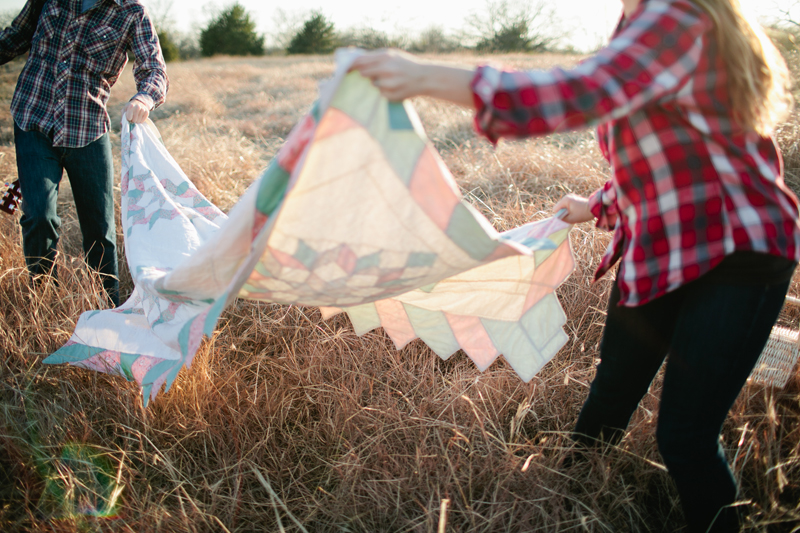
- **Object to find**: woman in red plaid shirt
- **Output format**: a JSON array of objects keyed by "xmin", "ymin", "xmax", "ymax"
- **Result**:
[{"xmin": 353, "ymin": 0, "xmax": 799, "ymax": 530}]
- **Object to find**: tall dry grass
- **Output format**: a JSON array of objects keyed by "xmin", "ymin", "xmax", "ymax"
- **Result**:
[{"xmin": 0, "ymin": 53, "xmax": 798, "ymax": 532}]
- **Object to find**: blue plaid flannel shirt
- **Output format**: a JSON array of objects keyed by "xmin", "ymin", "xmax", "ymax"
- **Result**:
[{"xmin": 0, "ymin": 0, "xmax": 168, "ymax": 148}]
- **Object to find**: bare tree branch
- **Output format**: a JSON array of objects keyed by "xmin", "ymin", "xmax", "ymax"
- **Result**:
[
  {"xmin": 775, "ymin": 0, "xmax": 800, "ymax": 28},
  {"xmin": 145, "ymin": 0, "xmax": 176, "ymax": 32},
  {"xmin": 462, "ymin": 0, "xmax": 564, "ymax": 52}
]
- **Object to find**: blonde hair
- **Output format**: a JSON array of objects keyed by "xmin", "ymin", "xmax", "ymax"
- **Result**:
[{"xmin": 692, "ymin": 0, "xmax": 792, "ymax": 135}]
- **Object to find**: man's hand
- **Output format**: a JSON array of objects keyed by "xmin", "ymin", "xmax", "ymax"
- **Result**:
[{"xmin": 123, "ymin": 99, "xmax": 150, "ymax": 123}]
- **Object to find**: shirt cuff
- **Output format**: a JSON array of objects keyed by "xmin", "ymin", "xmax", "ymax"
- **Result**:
[
  {"xmin": 470, "ymin": 65, "xmax": 502, "ymax": 144},
  {"xmin": 130, "ymin": 93, "xmax": 155, "ymax": 110},
  {"xmin": 588, "ymin": 184, "xmax": 618, "ymax": 231}
]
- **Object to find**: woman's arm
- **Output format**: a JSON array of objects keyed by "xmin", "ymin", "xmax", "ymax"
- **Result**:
[
  {"xmin": 353, "ymin": 1, "xmax": 710, "ymax": 143},
  {"xmin": 350, "ymin": 50, "xmax": 475, "ymax": 107}
]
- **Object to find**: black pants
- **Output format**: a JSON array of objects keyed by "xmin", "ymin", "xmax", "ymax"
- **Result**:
[{"xmin": 574, "ymin": 262, "xmax": 791, "ymax": 532}]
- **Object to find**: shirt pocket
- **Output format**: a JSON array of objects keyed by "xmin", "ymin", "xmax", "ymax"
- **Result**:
[
  {"xmin": 82, "ymin": 25, "xmax": 122, "ymax": 72},
  {"xmin": 31, "ymin": 5, "xmax": 61, "ymax": 56}
]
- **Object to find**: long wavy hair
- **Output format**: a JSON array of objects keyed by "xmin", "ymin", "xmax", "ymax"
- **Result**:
[{"xmin": 692, "ymin": 0, "xmax": 792, "ymax": 135}]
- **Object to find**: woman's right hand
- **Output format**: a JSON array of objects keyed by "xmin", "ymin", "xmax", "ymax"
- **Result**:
[
  {"xmin": 350, "ymin": 49, "xmax": 476, "ymax": 107},
  {"xmin": 350, "ymin": 49, "xmax": 427, "ymax": 101},
  {"xmin": 553, "ymin": 194, "xmax": 594, "ymax": 224}
]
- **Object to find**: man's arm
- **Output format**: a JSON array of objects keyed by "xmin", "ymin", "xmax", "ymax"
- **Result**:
[
  {"xmin": 124, "ymin": 6, "xmax": 168, "ymax": 122},
  {"xmin": 0, "ymin": 0, "xmax": 46, "ymax": 65}
]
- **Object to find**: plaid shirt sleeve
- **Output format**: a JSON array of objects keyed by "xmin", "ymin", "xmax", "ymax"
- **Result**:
[
  {"xmin": 127, "ymin": 7, "xmax": 167, "ymax": 110},
  {"xmin": 470, "ymin": 1, "xmax": 708, "ymax": 143},
  {"xmin": 0, "ymin": 0, "xmax": 46, "ymax": 63},
  {"xmin": 589, "ymin": 180, "xmax": 619, "ymax": 231}
]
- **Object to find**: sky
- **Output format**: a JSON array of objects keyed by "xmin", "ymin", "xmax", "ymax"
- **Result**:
[{"xmin": 0, "ymin": 0, "xmax": 795, "ymax": 51}]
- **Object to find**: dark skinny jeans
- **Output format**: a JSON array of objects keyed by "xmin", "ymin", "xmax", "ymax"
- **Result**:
[
  {"xmin": 14, "ymin": 123, "xmax": 119, "ymax": 306},
  {"xmin": 573, "ymin": 261, "xmax": 792, "ymax": 533}
]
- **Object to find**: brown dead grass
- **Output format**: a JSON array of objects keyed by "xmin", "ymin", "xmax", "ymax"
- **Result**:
[{"xmin": 0, "ymin": 53, "xmax": 798, "ymax": 532}]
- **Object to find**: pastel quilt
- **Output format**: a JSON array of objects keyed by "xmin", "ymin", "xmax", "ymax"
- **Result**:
[{"xmin": 44, "ymin": 51, "xmax": 575, "ymax": 405}]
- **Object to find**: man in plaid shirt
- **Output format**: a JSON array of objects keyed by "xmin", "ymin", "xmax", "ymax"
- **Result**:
[{"xmin": 0, "ymin": 0, "xmax": 168, "ymax": 306}]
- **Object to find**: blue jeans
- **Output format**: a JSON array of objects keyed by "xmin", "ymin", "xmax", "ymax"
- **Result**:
[
  {"xmin": 14, "ymin": 123, "xmax": 119, "ymax": 306},
  {"xmin": 573, "ymin": 268, "xmax": 791, "ymax": 532}
]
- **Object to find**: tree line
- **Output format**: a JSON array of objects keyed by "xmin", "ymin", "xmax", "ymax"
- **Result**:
[
  {"xmin": 154, "ymin": 0, "xmax": 567, "ymax": 62},
  {"xmin": 1, "ymin": 1, "xmax": 797, "ymax": 63}
]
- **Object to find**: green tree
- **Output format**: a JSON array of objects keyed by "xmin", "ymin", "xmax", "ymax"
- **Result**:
[
  {"xmin": 147, "ymin": 0, "xmax": 181, "ymax": 61},
  {"xmin": 287, "ymin": 12, "xmax": 337, "ymax": 55},
  {"xmin": 200, "ymin": 3, "xmax": 265, "ymax": 57},
  {"xmin": 157, "ymin": 31, "xmax": 180, "ymax": 62}
]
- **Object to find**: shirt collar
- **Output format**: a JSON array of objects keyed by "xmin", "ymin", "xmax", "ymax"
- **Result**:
[
  {"xmin": 615, "ymin": 0, "xmax": 651, "ymax": 35},
  {"xmin": 76, "ymin": 0, "xmax": 123, "ymax": 9}
]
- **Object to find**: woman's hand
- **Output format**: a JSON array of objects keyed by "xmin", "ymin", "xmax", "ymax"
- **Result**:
[
  {"xmin": 350, "ymin": 49, "xmax": 427, "ymax": 101},
  {"xmin": 350, "ymin": 49, "xmax": 476, "ymax": 107},
  {"xmin": 553, "ymin": 194, "xmax": 594, "ymax": 224}
]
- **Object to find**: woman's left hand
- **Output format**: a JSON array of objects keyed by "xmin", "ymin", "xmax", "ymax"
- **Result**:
[{"xmin": 553, "ymin": 194, "xmax": 594, "ymax": 224}]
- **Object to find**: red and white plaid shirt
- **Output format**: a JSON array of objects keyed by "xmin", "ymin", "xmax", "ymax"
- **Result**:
[
  {"xmin": 0, "ymin": 0, "xmax": 168, "ymax": 148},
  {"xmin": 471, "ymin": 0, "xmax": 800, "ymax": 306}
]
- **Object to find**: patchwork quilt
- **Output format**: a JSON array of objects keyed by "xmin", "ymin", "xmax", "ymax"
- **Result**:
[{"xmin": 44, "ymin": 51, "xmax": 575, "ymax": 405}]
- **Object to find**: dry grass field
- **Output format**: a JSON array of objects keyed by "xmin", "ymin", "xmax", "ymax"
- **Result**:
[{"xmin": 0, "ymin": 53, "xmax": 798, "ymax": 532}]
